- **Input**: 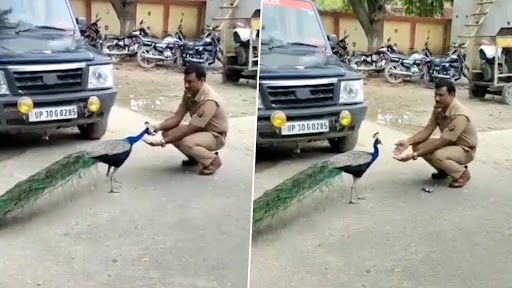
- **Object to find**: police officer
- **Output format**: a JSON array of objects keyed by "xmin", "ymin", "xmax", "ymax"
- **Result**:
[
  {"xmin": 393, "ymin": 79, "xmax": 478, "ymax": 188},
  {"xmin": 143, "ymin": 63, "xmax": 229, "ymax": 176}
]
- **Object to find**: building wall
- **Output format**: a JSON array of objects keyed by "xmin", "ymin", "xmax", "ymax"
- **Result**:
[
  {"xmin": 70, "ymin": 0, "xmax": 206, "ymax": 39},
  {"xmin": 320, "ymin": 11, "xmax": 452, "ymax": 55}
]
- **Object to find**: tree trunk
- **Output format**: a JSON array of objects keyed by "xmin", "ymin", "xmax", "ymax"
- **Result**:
[
  {"xmin": 109, "ymin": 0, "xmax": 136, "ymax": 36},
  {"xmin": 347, "ymin": 0, "xmax": 388, "ymax": 52},
  {"xmin": 366, "ymin": 23, "xmax": 384, "ymax": 52}
]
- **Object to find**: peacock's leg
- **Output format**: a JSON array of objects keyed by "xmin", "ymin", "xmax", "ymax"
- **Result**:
[
  {"xmin": 106, "ymin": 166, "xmax": 112, "ymax": 177},
  {"xmin": 108, "ymin": 167, "xmax": 120, "ymax": 193},
  {"xmin": 354, "ymin": 178, "xmax": 365, "ymax": 200},
  {"xmin": 348, "ymin": 183, "xmax": 357, "ymax": 204}
]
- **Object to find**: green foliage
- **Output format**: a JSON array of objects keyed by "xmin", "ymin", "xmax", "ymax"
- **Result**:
[
  {"xmin": 0, "ymin": 8, "xmax": 12, "ymax": 26},
  {"xmin": 315, "ymin": 0, "xmax": 452, "ymax": 17},
  {"xmin": 314, "ymin": 0, "xmax": 352, "ymax": 12},
  {"xmin": 402, "ymin": 0, "xmax": 453, "ymax": 17}
]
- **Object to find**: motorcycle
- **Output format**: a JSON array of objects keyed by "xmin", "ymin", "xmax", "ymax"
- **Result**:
[
  {"xmin": 331, "ymin": 30, "xmax": 351, "ymax": 64},
  {"xmin": 176, "ymin": 24, "xmax": 224, "ymax": 72},
  {"xmin": 384, "ymin": 36, "xmax": 432, "ymax": 84},
  {"xmin": 101, "ymin": 19, "xmax": 151, "ymax": 63},
  {"xmin": 424, "ymin": 42, "xmax": 467, "ymax": 89},
  {"xmin": 233, "ymin": 22, "xmax": 256, "ymax": 66},
  {"xmin": 136, "ymin": 22, "xmax": 184, "ymax": 68},
  {"xmin": 350, "ymin": 36, "xmax": 399, "ymax": 78},
  {"xmin": 82, "ymin": 13, "xmax": 103, "ymax": 50}
]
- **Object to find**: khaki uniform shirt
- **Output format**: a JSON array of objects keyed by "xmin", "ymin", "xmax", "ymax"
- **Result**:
[
  {"xmin": 178, "ymin": 83, "xmax": 229, "ymax": 136},
  {"xmin": 426, "ymin": 99, "xmax": 478, "ymax": 155}
]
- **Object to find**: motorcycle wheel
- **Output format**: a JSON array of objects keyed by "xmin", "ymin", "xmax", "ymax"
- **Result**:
[
  {"xmin": 424, "ymin": 71, "xmax": 436, "ymax": 89},
  {"xmin": 136, "ymin": 47, "xmax": 157, "ymax": 69},
  {"xmin": 176, "ymin": 50, "xmax": 188, "ymax": 72},
  {"xmin": 384, "ymin": 64, "xmax": 404, "ymax": 84},
  {"xmin": 103, "ymin": 43, "xmax": 122, "ymax": 64}
]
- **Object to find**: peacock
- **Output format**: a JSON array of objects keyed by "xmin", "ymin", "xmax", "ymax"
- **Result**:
[
  {"xmin": 326, "ymin": 132, "xmax": 382, "ymax": 204},
  {"xmin": 84, "ymin": 122, "xmax": 152, "ymax": 193},
  {"xmin": 0, "ymin": 122, "xmax": 152, "ymax": 219},
  {"xmin": 252, "ymin": 132, "xmax": 382, "ymax": 226}
]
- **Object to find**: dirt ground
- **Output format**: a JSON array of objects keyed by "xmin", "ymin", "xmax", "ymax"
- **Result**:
[
  {"xmin": 363, "ymin": 77, "xmax": 512, "ymax": 135},
  {"xmin": 112, "ymin": 64, "xmax": 512, "ymax": 137},
  {"xmin": 113, "ymin": 62, "xmax": 257, "ymax": 122}
]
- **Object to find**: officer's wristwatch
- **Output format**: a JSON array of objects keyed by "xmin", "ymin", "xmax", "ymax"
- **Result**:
[{"xmin": 412, "ymin": 152, "xmax": 418, "ymax": 160}]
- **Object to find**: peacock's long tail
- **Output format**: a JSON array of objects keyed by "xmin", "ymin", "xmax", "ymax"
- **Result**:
[
  {"xmin": 252, "ymin": 160, "xmax": 342, "ymax": 227},
  {"xmin": 0, "ymin": 151, "xmax": 99, "ymax": 219}
]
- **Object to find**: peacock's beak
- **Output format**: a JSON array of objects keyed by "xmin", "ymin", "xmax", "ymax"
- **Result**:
[{"xmin": 378, "ymin": 139, "xmax": 383, "ymax": 146}]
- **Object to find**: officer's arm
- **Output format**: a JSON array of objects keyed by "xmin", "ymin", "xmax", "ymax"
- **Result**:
[
  {"xmin": 187, "ymin": 100, "xmax": 219, "ymax": 132},
  {"xmin": 161, "ymin": 101, "xmax": 218, "ymax": 144},
  {"xmin": 440, "ymin": 115, "xmax": 470, "ymax": 142},
  {"xmin": 415, "ymin": 115, "xmax": 469, "ymax": 157}
]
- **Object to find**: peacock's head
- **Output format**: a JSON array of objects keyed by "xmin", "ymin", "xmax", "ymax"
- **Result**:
[
  {"xmin": 144, "ymin": 121, "xmax": 156, "ymax": 135},
  {"xmin": 372, "ymin": 132, "xmax": 383, "ymax": 146}
]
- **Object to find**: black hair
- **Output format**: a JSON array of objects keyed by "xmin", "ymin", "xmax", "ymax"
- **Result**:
[
  {"xmin": 434, "ymin": 79, "xmax": 456, "ymax": 96},
  {"xmin": 183, "ymin": 63, "xmax": 207, "ymax": 81}
]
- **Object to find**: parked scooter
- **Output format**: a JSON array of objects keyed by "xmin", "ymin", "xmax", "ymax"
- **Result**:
[{"xmin": 384, "ymin": 36, "xmax": 432, "ymax": 84}]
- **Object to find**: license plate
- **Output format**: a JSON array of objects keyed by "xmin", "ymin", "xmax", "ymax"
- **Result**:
[
  {"xmin": 28, "ymin": 106, "xmax": 78, "ymax": 122},
  {"xmin": 281, "ymin": 119, "xmax": 330, "ymax": 135}
]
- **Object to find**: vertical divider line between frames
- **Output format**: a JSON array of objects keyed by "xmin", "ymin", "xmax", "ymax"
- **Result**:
[{"xmin": 246, "ymin": 0, "xmax": 264, "ymax": 287}]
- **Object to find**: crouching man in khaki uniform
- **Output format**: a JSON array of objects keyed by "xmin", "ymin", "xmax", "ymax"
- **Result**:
[
  {"xmin": 393, "ymin": 79, "xmax": 478, "ymax": 188},
  {"xmin": 143, "ymin": 63, "xmax": 229, "ymax": 176}
]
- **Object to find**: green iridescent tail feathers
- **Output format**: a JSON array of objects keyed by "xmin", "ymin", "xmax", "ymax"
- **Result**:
[
  {"xmin": 252, "ymin": 160, "xmax": 342, "ymax": 227},
  {"xmin": 0, "ymin": 151, "xmax": 98, "ymax": 219}
]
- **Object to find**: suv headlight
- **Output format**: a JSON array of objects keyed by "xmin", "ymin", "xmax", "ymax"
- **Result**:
[
  {"xmin": 0, "ymin": 71, "xmax": 9, "ymax": 95},
  {"xmin": 88, "ymin": 64, "xmax": 114, "ymax": 89},
  {"xmin": 339, "ymin": 79, "xmax": 364, "ymax": 104},
  {"xmin": 257, "ymin": 92, "xmax": 263, "ymax": 109}
]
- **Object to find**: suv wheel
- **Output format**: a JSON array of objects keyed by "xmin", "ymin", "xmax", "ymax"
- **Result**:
[
  {"xmin": 328, "ymin": 133, "xmax": 359, "ymax": 153},
  {"xmin": 78, "ymin": 118, "xmax": 109, "ymax": 140}
]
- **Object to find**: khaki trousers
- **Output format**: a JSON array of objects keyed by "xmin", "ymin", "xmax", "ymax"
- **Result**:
[
  {"xmin": 163, "ymin": 125, "xmax": 226, "ymax": 167},
  {"xmin": 412, "ymin": 138, "xmax": 474, "ymax": 179}
]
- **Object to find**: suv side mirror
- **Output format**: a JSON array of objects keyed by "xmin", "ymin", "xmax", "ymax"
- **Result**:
[
  {"xmin": 76, "ymin": 17, "xmax": 86, "ymax": 27},
  {"xmin": 327, "ymin": 34, "xmax": 338, "ymax": 43}
]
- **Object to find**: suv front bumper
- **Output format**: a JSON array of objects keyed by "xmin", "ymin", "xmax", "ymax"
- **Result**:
[
  {"xmin": 256, "ymin": 102, "xmax": 367, "ymax": 144},
  {"xmin": 0, "ymin": 88, "xmax": 117, "ymax": 133}
]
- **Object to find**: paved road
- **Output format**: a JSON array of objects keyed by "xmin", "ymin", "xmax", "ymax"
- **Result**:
[
  {"xmin": 250, "ymin": 121, "xmax": 512, "ymax": 288},
  {"xmin": 0, "ymin": 108, "xmax": 255, "ymax": 288}
]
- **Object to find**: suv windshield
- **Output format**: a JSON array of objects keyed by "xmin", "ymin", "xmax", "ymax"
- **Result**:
[
  {"xmin": 0, "ymin": 0, "xmax": 76, "ymax": 31},
  {"xmin": 261, "ymin": 0, "xmax": 327, "ymax": 48}
]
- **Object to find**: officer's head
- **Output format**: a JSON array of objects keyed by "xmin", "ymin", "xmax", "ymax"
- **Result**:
[
  {"xmin": 434, "ymin": 79, "xmax": 456, "ymax": 111},
  {"xmin": 183, "ymin": 63, "xmax": 207, "ymax": 97}
]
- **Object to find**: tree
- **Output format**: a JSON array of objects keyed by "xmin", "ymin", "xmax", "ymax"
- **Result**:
[
  {"xmin": 109, "ymin": 0, "xmax": 136, "ymax": 35},
  {"xmin": 0, "ymin": 8, "xmax": 12, "ymax": 26},
  {"xmin": 316, "ymin": 0, "xmax": 452, "ymax": 51}
]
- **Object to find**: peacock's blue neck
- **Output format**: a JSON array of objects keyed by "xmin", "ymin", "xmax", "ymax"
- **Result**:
[
  {"xmin": 371, "ymin": 139, "xmax": 380, "ymax": 161},
  {"xmin": 125, "ymin": 129, "xmax": 147, "ymax": 145}
]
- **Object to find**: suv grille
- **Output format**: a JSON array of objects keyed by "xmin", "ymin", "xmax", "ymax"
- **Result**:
[
  {"xmin": 12, "ymin": 67, "xmax": 84, "ymax": 95},
  {"xmin": 266, "ymin": 82, "xmax": 336, "ymax": 108}
]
